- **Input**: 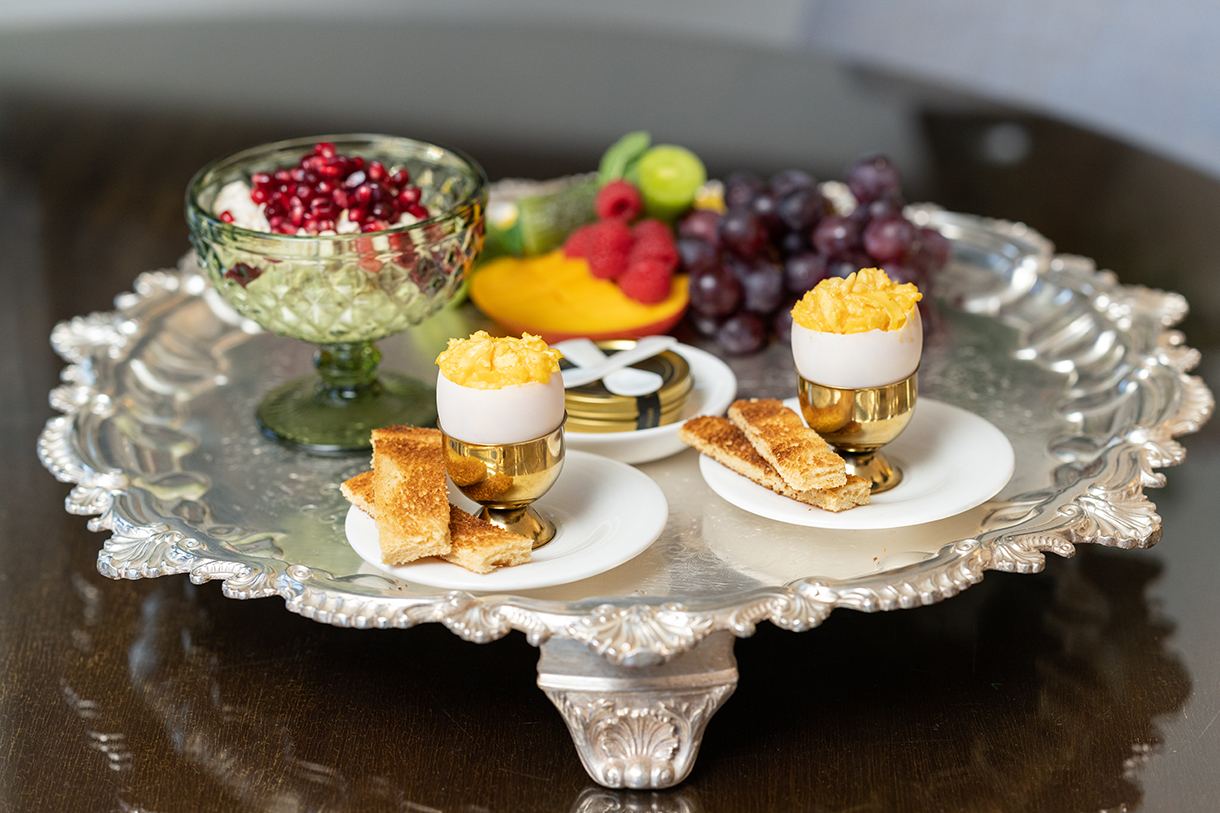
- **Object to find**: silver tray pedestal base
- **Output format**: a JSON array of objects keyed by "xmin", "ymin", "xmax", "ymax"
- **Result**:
[{"xmin": 538, "ymin": 632, "xmax": 738, "ymax": 789}]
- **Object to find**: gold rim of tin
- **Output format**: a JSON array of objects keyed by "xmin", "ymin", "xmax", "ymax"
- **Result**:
[{"xmin": 565, "ymin": 404, "xmax": 689, "ymax": 433}]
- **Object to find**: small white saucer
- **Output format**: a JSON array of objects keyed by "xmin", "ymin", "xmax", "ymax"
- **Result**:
[
  {"xmin": 346, "ymin": 449, "xmax": 668, "ymax": 590},
  {"xmin": 565, "ymin": 343, "xmax": 737, "ymax": 465},
  {"xmin": 698, "ymin": 397, "xmax": 1015, "ymax": 530}
]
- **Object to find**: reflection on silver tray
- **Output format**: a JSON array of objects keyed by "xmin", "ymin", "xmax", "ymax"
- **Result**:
[{"xmin": 38, "ymin": 206, "xmax": 1213, "ymax": 669}]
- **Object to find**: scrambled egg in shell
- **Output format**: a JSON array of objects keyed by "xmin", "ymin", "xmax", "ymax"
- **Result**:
[
  {"xmin": 435, "ymin": 331, "xmax": 563, "ymax": 388},
  {"xmin": 435, "ymin": 331, "xmax": 566, "ymax": 444},
  {"xmin": 790, "ymin": 269, "xmax": 923, "ymax": 389},
  {"xmin": 791, "ymin": 267, "xmax": 921, "ymax": 334}
]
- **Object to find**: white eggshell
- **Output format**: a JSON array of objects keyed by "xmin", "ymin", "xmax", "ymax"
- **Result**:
[
  {"xmin": 791, "ymin": 315, "xmax": 922, "ymax": 389},
  {"xmin": 436, "ymin": 373, "xmax": 565, "ymax": 444}
]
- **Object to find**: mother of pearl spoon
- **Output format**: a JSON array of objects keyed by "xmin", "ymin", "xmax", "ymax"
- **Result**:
[{"xmin": 556, "ymin": 336, "xmax": 673, "ymax": 396}]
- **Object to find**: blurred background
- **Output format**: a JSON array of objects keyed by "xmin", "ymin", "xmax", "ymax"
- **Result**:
[
  {"xmin": 2, "ymin": 0, "xmax": 1218, "ymax": 339},
  {"xmin": 3, "ymin": 0, "xmax": 1219, "ymax": 174}
]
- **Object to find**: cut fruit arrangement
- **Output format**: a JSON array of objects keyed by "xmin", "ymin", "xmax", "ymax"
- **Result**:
[
  {"xmin": 467, "ymin": 133, "xmax": 949, "ymax": 353},
  {"xmin": 470, "ymin": 132, "xmax": 703, "ymax": 342},
  {"xmin": 564, "ymin": 131, "xmax": 705, "ymax": 306}
]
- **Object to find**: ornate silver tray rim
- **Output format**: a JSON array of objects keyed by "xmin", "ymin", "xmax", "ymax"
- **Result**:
[{"xmin": 38, "ymin": 207, "xmax": 1214, "ymax": 669}]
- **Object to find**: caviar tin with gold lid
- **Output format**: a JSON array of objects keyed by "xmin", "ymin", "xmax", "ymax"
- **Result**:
[{"xmin": 562, "ymin": 340, "xmax": 693, "ymax": 433}]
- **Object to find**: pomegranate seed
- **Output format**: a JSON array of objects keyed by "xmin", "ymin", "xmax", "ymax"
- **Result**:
[
  {"xmin": 224, "ymin": 262, "xmax": 262, "ymax": 287},
  {"xmin": 397, "ymin": 187, "xmax": 421, "ymax": 206},
  {"xmin": 368, "ymin": 183, "xmax": 391, "ymax": 205},
  {"xmin": 219, "ymin": 210, "xmax": 235, "ymax": 223},
  {"xmin": 249, "ymin": 145, "xmax": 440, "ymax": 241}
]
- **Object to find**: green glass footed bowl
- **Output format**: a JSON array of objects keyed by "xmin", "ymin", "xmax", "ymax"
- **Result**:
[
  {"xmin": 185, "ymin": 134, "xmax": 487, "ymax": 453},
  {"xmin": 186, "ymin": 134, "xmax": 486, "ymax": 344}
]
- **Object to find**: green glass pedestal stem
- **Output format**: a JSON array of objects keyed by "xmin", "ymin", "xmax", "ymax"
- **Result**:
[
  {"xmin": 256, "ymin": 340, "xmax": 437, "ymax": 455},
  {"xmin": 316, "ymin": 341, "xmax": 382, "ymax": 402}
]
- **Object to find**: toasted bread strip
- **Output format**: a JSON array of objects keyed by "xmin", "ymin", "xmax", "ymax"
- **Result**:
[
  {"xmin": 727, "ymin": 398, "xmax": 846, "ymax": 490},
  {"xmin": 680, "ymin": 415, "xmax": 869, "ymax": 512},
  {"xmin": 370, "ymin": 426, "xmax": 451, "ymax": 565},
  {"xmin": 342, "ymin": 466, "xmax": 532, "ymax": 573},
  {"xmin": 340, "ymin": 469, "xmax": 376, "ymax": 517},
  {"xmin": 443, "ymin": 505, "xmax": 533, "ymax": 573}
]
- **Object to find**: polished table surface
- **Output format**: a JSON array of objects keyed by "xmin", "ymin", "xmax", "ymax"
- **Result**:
[{"xmin": 3, "ymin": 102, "xmax": 1219, "ymax": 812}]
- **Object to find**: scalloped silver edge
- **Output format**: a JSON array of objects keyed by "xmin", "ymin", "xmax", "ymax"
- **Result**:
[{"xmin": 37, "ymin": 218, "xmax": 1214, "ymax": 667}]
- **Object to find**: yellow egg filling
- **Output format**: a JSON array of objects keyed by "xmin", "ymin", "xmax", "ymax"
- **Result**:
[
  {"xmin": 436, "ymin": 330, "xmax": 563, "ymax": 389},
  {"xmin": 790, "ymin": 267, "xmax": 922, "ymax": 334}
]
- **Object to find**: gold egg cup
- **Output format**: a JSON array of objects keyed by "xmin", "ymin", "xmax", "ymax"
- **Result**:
[
  {"xmin": 440, "ymin": 421, "xmax": 566, "ymax": 549},
  {"xmin": 796, "ymin": 369, "xmax": 918, "ymax": 494}
]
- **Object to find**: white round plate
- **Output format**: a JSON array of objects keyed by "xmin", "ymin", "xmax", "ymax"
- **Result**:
[
  {"xmin": 346, "ymin": 450, "xmax": 668, "ymax": 590},
  {"xmin": 564, "ymin": 343, "xmax": 737, "ymax": 465},
  {"xmin": 698, "ymin": 397, "xmax": 1015, "ymax": 530}
]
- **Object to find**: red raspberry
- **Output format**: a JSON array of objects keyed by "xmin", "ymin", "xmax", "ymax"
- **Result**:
[
  {"xmin": 629, "ymin": 218, "xmax": 679, "ymax": 270},
  {"xmin": 631, "ymin": 218, "xmax": 671, "ymax": 243},
  {"xmin": 563, "ymin": 223, "xmax": 597, "ymax": 258},
  {"xmin": 618, "ymin": 259, "xmax": 673, "ymax": 304},
  {"xmin": 595, "ymin": 180, "xmax": 643, "ymax": 221},
  {"xmin": 584, "ymin": 219, "xmax": 633, "ymax": 279}
]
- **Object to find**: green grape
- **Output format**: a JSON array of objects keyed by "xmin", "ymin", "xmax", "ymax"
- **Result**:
[{"xmin": 636, "ymin": 145, "xmax": 707, "ymax": 222}]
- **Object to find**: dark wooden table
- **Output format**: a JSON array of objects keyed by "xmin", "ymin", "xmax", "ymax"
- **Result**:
[{"xmin": 3, "ymin": 100, "xmax": 1219, "ymax": 812}]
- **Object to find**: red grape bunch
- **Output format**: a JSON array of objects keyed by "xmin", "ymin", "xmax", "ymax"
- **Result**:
[{"xmin": 677, "ymin": 155, "xmax": 950, "ymax": 355}]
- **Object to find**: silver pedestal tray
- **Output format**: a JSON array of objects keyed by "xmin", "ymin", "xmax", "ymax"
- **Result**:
[{"xmin": 38, "ymin": 206, "xmax": 1212, "ymax": 789}]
